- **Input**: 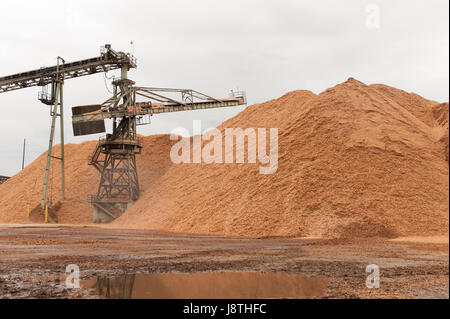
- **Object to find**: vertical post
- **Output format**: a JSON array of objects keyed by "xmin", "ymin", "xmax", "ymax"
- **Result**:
[
  {"xmin": 121, "ymin": 65, "xmax": 128, "ymax": 80},
  {"xmin": 133, "ymin": 117, "xmax": 137, "ymax": 141},
  {"xmin": 41, "ymin": 82, "xmax": 60, "ymax": 208},
  {"xmin": 60, "ymin": 83, "xmax": 65, "ymax": 202},
  {"xmin": 41, "ymin": 56, "xmax": 65, "ymax": 209},
  {"xmin": 22, "ymin": 138, "xmax": 26, "ymax": 170},
  {"xmin": 44, "ymin": 200, "xmax": 49, "ymax": 223}
]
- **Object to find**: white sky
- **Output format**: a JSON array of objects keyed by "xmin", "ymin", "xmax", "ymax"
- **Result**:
[{"xmin": 0, "ymin": 0, "xmax": 448, "ymax": 176}]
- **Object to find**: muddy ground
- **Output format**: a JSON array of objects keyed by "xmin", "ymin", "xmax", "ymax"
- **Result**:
[{"xmin": 0, "ymin": 225, "xmax": 448, "ymax": 299}]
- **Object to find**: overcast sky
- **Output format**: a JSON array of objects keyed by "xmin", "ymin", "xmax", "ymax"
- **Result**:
[{"xmin": 0, "ymin": 0, "xmax": 448, "ymax": 176}]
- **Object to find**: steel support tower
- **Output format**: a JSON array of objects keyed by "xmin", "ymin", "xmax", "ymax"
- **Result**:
[
  {"xmin": 40, "ymin": 56, "xmax": 65, "ymax": 207},
  {"xmin": 87, "ymin": 64, "xmax": 143, "ymax": 221}
]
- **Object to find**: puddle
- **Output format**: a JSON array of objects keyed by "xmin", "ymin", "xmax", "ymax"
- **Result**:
[{"xmin": 83, "ymin": 272, "xmax": 328, "ymax": 299}]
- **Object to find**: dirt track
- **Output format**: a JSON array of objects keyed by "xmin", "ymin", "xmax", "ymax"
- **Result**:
[{"xmin": 0, "ymin": 225, "xmax": 448, "ymax": 299}]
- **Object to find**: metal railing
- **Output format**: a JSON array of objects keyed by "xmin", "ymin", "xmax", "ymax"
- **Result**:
[{"xmin": 229, "ymin": 90, "xmax": 247, "ymax": 104}]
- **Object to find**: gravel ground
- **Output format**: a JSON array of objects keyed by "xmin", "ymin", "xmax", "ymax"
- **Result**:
[{"xmin": 0, "ymin": 225, "xmax": 447, "ymax": 299}]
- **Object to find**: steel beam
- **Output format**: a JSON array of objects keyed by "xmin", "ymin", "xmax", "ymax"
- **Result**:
[{"xmin": 60, "ymin": 83, "xmax": 65, "ymax": 202}]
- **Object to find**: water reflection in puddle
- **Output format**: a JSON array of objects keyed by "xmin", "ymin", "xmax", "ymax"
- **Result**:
[{"xmin": 84, "ymin": 272, "xmax": 328, "ymax": 299}]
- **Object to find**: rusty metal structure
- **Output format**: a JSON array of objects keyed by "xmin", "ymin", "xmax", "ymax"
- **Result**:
[
  {"xmin": 0, "ymin": 45, "xmax": 137, "ymax": 210},
  {"xmin": 0, "ymin": 44, "xmax": 246, "ymax": 223},
  {"xmin": 73, "ymin": 51, "xmax": 246, "ymax": 222},
  {"xmin": 0, "ymin": 176, "xmax": 9, "ymax": 185}
]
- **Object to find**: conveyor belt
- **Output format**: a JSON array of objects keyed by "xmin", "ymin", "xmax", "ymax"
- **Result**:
[{"xmin": 0, "ymin": 49, "xmax": 136, "ymax": 93}]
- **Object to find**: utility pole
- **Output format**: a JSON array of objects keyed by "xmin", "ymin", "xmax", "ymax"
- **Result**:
[{"xmin": 22, "ymin": 138, "xmax": 26, "ymax": 170}]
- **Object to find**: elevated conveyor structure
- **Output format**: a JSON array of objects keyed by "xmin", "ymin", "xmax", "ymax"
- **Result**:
[
  {"xmin": 0, "ymin": 43, "xmax": 246, "ymax": 223},
  {"xmin": 0, "ymin": 44, "xmax": 136, "ymax": 213},
  {"xmin": 0, "ymin": 45, "xmax": 136, "ymax": 94}
]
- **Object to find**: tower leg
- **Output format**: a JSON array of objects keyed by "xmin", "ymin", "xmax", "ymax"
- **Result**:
[
  {"xmin": 41, "ymin": 82, "xmax": 61, "ymax": 208},
  {"xmin": 60, "ymin": 84, "xmax": 65, "ymax": 202}
]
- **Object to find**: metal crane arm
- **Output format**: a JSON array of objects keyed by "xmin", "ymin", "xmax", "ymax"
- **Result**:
[{"xmin": 71, "ymin": 86, "xmax": 247, "ymax": 136}]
